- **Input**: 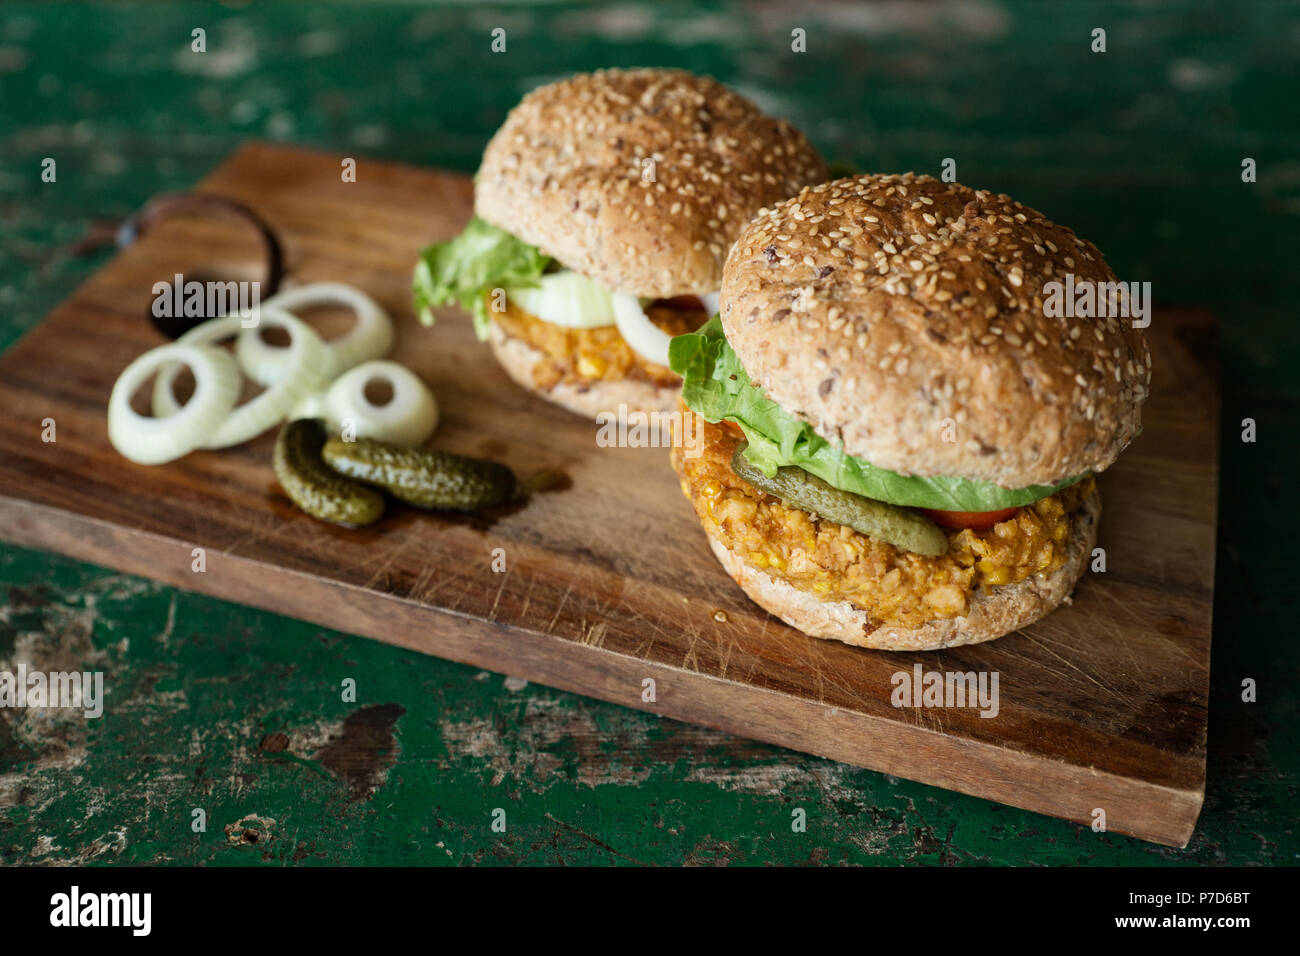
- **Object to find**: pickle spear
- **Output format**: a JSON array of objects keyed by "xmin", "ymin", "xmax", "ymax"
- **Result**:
[
  {"xmin": 322, "ymin": 437, "xmax": 516, "ymax": 512},
  {"xmin": 274, "ymin": 419, "xmax": 385, "ymax": 527},
  {"xmin": 730, "ymin": 447, "xmax": 949, "ymax": 557}
]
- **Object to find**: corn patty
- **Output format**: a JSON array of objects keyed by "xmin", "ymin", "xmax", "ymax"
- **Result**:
[
  {"xmin": 671, "ymin": 407, "xmax": 1094, "ymax": 629},
  {"xmin": 494, "ymin": 296, "xmax": 706, "ymax": 389}
]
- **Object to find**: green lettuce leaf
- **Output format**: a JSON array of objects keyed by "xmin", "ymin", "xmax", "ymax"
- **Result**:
[
  {"xmin": 412, "ymin": 216, "xmax": 552, "ymax": 340},
  {"xmin": 669, "ymin": 316, "xmax": 1082, "ymax": 511}
]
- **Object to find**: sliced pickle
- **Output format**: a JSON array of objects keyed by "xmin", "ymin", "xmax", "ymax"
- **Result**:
[
  {"xmin": 323, "ymin": 437, "xmax": 516, "ymax": 512},
  {"xmin": 730, "ymin": 447, "xmax": 949, "ymax": 557},
  {"xmin": 274, "ymin": 419, "xmax": 385, "ymax": 527}
]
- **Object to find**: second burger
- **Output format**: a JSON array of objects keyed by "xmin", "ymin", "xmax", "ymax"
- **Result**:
[{"xmin": 413, "ymin": 68, "xmax": 827, "ymax": 418}]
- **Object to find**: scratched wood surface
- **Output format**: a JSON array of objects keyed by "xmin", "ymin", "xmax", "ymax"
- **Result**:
[{"xmin": 0, "ymin": 143, "xmax": 1218, "ymax": 846}]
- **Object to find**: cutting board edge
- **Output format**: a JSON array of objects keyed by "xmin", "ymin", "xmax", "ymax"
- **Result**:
[{"xmin": 0, "ymin": 493, "xmax": 1206, "ymax": 847}]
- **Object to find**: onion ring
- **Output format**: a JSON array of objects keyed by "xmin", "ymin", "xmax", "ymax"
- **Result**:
[
  {"xmin": 324, "ymin": 360, "xmax": 439, "ymax": 447},
  {"xmin": 108, "ymin": 344, "xmax": 241, "ymax": 465},
  {"xmin": 238, "ymin": 282, "xmax": 393, "ymax": 385},
  {"xmin": 611, "ymin": 293, "xmax": 674, "ymax": 368},
  {"xmin": 152, "ymin": 308, "xmax": 328, "ymax": 449}
]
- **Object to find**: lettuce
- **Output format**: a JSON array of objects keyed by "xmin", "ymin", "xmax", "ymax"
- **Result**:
[
  {"xmin": 412, "ymin": 217, "xmax": 552, "ymax": 340},
  {"xmin": 669, "ymin": 316, "xmax": 1082, "ymax": 511}
]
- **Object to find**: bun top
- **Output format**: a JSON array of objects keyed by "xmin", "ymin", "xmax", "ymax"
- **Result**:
[
  {"xmin": 474, "ymin": 68, "xmax": 828, "ymax": 298},
  {"xmin": 720, "ymin": 173, "xmax": 1151, "ymax": 488}
]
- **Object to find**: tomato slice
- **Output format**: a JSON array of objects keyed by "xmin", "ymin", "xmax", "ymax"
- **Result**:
[{"xmin": 920, "ymin": 506, "xmax": 1021, "ymax": 530}]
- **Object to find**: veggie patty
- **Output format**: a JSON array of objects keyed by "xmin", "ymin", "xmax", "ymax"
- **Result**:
[
  {"xmin": 671, "ymin": 406, "xmax": 1094, "ymax": 629},
  {"xmin": 494, "ymin": 295, "xmax": 706, "ymax": 389}
]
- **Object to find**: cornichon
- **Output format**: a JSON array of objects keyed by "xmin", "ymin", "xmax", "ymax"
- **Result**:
[
  {"xmin": 730, "ymin": 447, "xmax": 949, "ymax": 557},
  {"xmin": 274, "ymin": 419, "xmax": 385, "ymax": 527},
  {"xmin": 322, "ymin": 437, "xmax": 516, "ymax": 511}
]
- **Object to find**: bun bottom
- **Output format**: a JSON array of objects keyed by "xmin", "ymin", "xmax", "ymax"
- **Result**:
[
  {"xmin": 488, "ymin": 323, "xmax": 678, "ymax": 420},
  {"xmin": 706, "ymin": 488, "xmax": 1101, "ymax": 651}
]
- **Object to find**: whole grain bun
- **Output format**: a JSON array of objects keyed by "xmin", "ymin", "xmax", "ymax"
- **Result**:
[
  {"xmin": 720, "ymin": 174, "xmax": 1151, "ymax": 488},
  {"xmin": 488, "ymin": 323, "xmax": 677, "ymax": 419},
  {"xmin": 706, "ymin": 487, "xmax": 1100, "ymax": 651},
  {"xmin": 475, "ymin": 68, "xmax": 828, "ymax": 298}
]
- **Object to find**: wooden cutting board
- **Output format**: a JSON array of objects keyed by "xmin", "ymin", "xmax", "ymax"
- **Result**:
[{"xmin": 0, "ymin": 143, "xmax": 1218, "ymax": 847}]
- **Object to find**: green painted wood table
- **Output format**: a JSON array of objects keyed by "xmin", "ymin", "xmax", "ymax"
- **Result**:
[{"xmin": 1, "ymin": 0, "xmax": 1296, "ymax": 865}]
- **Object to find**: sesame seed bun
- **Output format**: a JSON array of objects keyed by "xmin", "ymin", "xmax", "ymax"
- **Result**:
[
  {"xmin": 488, "ymin": 323, "xmax": 677, "ymax": 419},
  {"xmin": 475, "ymin": 68, "xmax": 828, "ymax": 298},
  {"xmin": 720, "ymin": 174, "xmax": 1151, "ymax": 488},
  {"xmin": 706, "ymin": 486, "xmax": 1100, "ymax": 651}
]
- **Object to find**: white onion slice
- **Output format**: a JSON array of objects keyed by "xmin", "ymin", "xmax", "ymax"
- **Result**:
[
  {"xmin": 237, "ymin": 282, "xmax": 393, "ymax": 385},
  {"xmin": 611, "ymin": 293, "xmax": 673, "ymax": 368},
  {"xmin": 505, "ymin": 270, "xmax": 616, "ymax": 328},
  {"xmin": 324, "ymin": 360, "xmax": 438, "ymax": 446},
  {"xmin": 699, "ymin": 291, "xmax": 721, "ymax": 316},
  {"xmin": 152, "ymin": 308, "xmax": 328, "ymax": 449},
  {"xmin": 108, "ymin": 344, "xmax": 241, "ymax": 465}
]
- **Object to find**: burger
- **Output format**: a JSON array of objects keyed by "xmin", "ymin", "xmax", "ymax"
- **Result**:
[
  {"xmin": 413, "ymin": 68, "xmax": 827, "ymax": 418},
  {"xmin": 669, "ymin": 173, "xmax": 1151, "ymax": 651}
]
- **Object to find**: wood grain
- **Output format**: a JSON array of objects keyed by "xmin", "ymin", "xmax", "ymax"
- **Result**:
[{"xmin": 0, "ymin": 144, "xmax": 1218, "ymax": 847}]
